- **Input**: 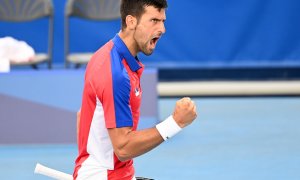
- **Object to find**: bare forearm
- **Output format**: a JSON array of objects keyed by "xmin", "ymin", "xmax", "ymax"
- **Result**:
[
  {"xmin": 109, "ymin": 127, "xmax": 164, "ymax": 161},
  {"xmin": 109, "ymin": 97, "xmax": 197, "ymax": 162}
]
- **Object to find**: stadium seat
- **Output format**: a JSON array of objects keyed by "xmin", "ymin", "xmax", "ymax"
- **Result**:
[
  {"xmin": 64, "ymin": 0, "xmax": 120, "ymax": 68},
  {"xmin": 0, "ymin": 0, "xmax": 54, "ymax": 69}
]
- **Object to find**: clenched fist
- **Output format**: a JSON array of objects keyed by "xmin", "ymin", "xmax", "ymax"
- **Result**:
[{"xmin": 172, "ymin": 97, "xmax": 197, "ymax": 128}]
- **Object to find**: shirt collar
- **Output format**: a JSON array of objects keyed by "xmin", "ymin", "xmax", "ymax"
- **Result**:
[{"xmin": 112, "ymin": 34, "xmax": 142, "ymax": 72}]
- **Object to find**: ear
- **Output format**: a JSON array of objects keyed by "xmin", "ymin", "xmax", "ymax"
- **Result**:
[{"xmin": 125, "ymin": 15, "xmax": 137, "ymax": 30}]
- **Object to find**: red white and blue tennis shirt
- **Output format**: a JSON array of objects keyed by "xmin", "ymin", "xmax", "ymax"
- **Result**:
[{"xmin": 74, "ymin": 34, "xmax": 144, "ymax": 180}]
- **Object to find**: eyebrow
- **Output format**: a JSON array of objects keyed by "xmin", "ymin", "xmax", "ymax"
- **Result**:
[{"xmin": 151, "ymin": 17, "xmax": 166, "ymax": 22}]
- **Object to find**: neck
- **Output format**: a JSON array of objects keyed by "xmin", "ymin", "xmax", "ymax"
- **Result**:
[{"xmin": 118, "ymin": 30, "xmax": 138, "ymax": 57}]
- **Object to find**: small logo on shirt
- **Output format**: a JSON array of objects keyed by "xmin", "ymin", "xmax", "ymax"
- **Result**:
[{"xmin": 135, "ymin": 88, "xmax": 140, "ymax": 96}]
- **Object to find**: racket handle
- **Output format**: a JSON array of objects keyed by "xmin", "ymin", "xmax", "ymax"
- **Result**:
[{"xmin": 34, "ymin": 163, "xmax": 73, "ymax": 180}]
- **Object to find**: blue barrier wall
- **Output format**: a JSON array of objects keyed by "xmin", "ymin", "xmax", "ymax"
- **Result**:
[
  {"xmin": 0, "ymin": 69, "xmax": 158, "ymax": 143},
  {"xmin": 0, "ymin": 0, "xmax": 299, "ymax": 68}
]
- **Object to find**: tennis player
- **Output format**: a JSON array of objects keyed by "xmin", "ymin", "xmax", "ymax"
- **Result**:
[{"xmin": 73, "ymin": 0, "xmax": 197, "ymax": 179}]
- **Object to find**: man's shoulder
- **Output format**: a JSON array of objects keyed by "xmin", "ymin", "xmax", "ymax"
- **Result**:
[
  {"xmin": 85, "ymin": 40, "xmax": 119, "ymax": 80},
  {"xmin": 93, "ymin": 40, "xmax": 115, "ymax": 60},
  {"xmin": 85, "ymin": 40, "xmax": 114, "ymax": 72}
]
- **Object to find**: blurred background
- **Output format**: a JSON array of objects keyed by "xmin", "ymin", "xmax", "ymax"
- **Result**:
[
  {"xmin": 1, "ymin": 0, "xmax": 300, "ymax": 70},
  {"xmin": 0, "ymin": 0, "xmax": 300, "ymax": 179}
]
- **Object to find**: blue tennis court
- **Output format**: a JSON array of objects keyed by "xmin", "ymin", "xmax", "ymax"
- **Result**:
[{"xmin": 1, "ymin": 97, "xmax": 299, "ymax": 180}]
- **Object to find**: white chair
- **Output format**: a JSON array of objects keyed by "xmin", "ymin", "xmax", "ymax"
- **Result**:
[
  {"xmin": 64, "ymin": 0, "xmax": 120, "ymax": 68},
  {"xmin": 0, "ymin": 0, "xmax": 54, "ymax": 69}
]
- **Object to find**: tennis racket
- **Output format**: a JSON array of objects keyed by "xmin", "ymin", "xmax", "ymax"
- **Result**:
[{"xmin": 35, "ymin": 163, "xmax": 154, "ymax": 180}]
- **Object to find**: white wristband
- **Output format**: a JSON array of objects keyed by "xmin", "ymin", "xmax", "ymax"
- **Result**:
[{"xmin": 156, "ymin": 115, "xmax": 182, "ymax": 141}]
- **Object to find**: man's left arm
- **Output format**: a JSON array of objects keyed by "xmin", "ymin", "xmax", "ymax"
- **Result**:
[
  {"xmin": 108, "ymin": 126, "xmax": 164, "ymax": 162},
  {"xmin": 108, "ymin": 97, "xmax": 197, "ymax": 162}
]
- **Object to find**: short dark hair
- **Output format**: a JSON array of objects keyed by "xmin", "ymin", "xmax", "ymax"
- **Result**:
[{"xmin": 120, "ymin": 0, "xmax": 168, "ymax": 30}]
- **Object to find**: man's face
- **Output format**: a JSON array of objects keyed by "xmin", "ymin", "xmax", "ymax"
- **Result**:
[{"xmin": 133, "ymin": 6, "xmax": 166, "ymax": 56}]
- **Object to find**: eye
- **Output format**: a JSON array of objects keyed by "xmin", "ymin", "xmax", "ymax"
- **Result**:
[{"xmin": 151, "ymin": 19, "xmax": 159, "ymax": 23}]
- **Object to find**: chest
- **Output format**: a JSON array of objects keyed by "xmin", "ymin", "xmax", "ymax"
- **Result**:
[{"xmin": 125, "ymin": 67, "xmax": 142, "ymax": 112}]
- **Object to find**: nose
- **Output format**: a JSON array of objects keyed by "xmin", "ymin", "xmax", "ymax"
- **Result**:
[{"xmin": 160, "ymin": 21, "xmax": 166, "ymax": 34}]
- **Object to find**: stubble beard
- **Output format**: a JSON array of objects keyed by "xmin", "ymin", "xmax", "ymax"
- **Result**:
[
  {"xmin": 140, "ymin": 40, "xmax": 154, "ymax": 56},
  {"xmin": 133, "ymin": 31, "xmax": 154, "ymax": 56}
]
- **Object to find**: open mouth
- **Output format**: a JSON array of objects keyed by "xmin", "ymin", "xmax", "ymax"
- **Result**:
[{"xmin": 150, "ymin": 37, "xmax": 159, "ymax": 47}]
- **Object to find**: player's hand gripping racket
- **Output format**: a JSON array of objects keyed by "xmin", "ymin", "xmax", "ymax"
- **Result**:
[{"xmin": 34, "ymin": 163, "xmax": 72, "ymax": 180}]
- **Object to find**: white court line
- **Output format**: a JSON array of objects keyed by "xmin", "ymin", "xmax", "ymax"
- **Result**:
[{"xmin": 158, "ymin": 81, "xmax": 300, "ymax": 96}]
